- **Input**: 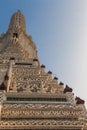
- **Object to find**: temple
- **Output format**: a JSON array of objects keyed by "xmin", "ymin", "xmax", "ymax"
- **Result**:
[{"xmin": 0, "ymin": 10, "xmax": 87, "ymax": 130}]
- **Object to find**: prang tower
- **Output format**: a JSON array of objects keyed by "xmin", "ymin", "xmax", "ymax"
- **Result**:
[{"xmin": 0, "ymin": 10, "xmax": 87, "ymax": 130}]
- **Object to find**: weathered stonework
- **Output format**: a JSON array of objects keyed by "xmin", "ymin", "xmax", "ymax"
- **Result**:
[{"xmin": 0, "ymin": 10, "xmax": 87, "ymax": 129}]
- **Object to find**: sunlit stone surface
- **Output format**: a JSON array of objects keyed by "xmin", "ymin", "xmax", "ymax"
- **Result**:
[{"xmin": 0, "ymin": 10, "xmax": 87, "ymax": 130}]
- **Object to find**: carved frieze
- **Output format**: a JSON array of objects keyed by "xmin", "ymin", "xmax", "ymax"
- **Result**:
[
  {"xmin": 0, "ymin": 120, "xmax": 85, "ymax": 129},
  {"xmin": 2, "ymin": 103, "xmax": 84, "ymax": 110},
  {"xmin": 1, "ymin": 109, "xmax": 83, "ymax": 119}
]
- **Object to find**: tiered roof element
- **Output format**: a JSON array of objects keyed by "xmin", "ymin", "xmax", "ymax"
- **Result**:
[{"xmin": 0, "ymin": 10, "xmax": 87, "ymax": 130}]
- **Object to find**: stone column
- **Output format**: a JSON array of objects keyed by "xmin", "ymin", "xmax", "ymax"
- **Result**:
[
  {"xmin": 0, "ymin": 91, "xmax": 6, "ymax": 120},
  {"xmin": 6, "ymin": 58, "xmax": 15, "ymax": 92}
]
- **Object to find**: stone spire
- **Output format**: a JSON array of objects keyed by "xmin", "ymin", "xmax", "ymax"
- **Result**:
[
  {"xmin": 0, "ymin": 10, "xmax": 38, "ymax": 62},
  {"xmin": 7, "ymin": 10, "xmax": 26, "ymax": 33}
]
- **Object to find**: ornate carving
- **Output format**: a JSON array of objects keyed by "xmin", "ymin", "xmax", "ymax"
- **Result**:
[
  {"xmin": 0, "ymin": 10, "xmax": 87, "ymax": 130},
  {"xmin": 1, "ymin": 109, "xmax": 84, "ymax": 119},
  {"xmin": 0, "ymin": 120, "xmax": 85, "ymax": 129},
  {"xmin": 9, "ymin": 66, "xmax": 63, "ymax": 93}
]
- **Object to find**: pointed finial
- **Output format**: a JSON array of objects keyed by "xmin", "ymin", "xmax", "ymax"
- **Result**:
[{"xmin": 7, "ymin": 10, "xmax": 26, "ymax": 33}]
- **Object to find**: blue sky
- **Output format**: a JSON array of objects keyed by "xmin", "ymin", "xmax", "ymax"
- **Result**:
[{"xmin": 0, "ymin": 0, "xmax": 87, "ymax": 107}]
